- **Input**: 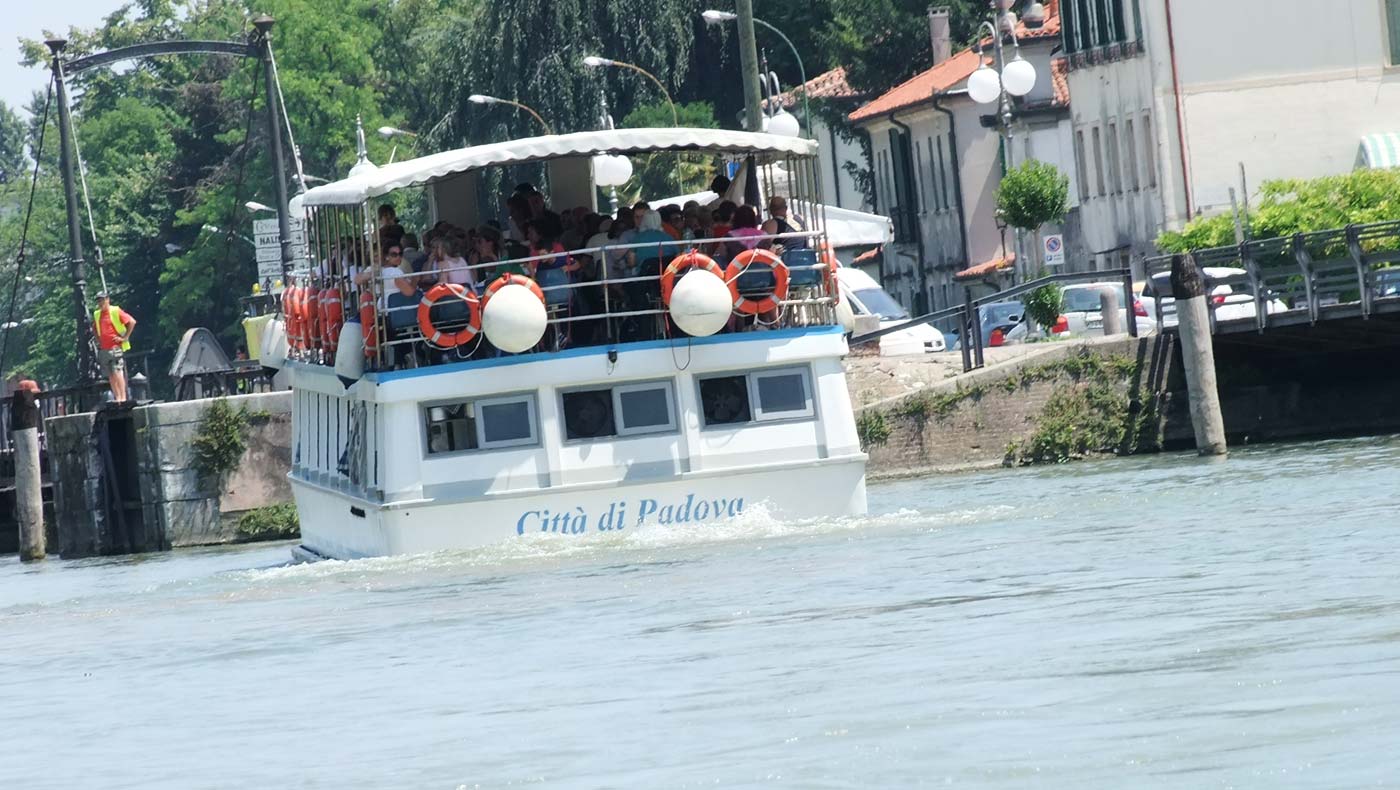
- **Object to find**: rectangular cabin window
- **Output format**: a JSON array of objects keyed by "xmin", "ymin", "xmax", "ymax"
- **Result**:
[
  {"xmin": 617, "ymin": 383, "xmax": 675, "ymax": 434},
  {"xmin": 699, "ymin": 375, "xmax": 752, "ymax": 426},
  {"xmin": 561, "ymin": 381, "xmax": 676, "ymax": 441},
  {"xmin": 752, "ymin": 369, "xmax": 813, "ymax": 420},
  {"xmin": 699, "ymin": 367, "xmax": 814, "ymax": 428},
  {"xmin": 561, "ymin": 388, "xmax": 615, "ymax": 440},
  {"xmin": 423, "ymin": 394, "xmax": 537, "ymax": 455}
]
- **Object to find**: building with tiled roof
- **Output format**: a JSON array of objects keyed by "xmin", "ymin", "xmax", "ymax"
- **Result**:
[
  {"xmin": 845, "ymin": 2, "xmax": 1078, "ymax": 316},
  {"xmin": 769, "ymin": 66, "xmax": 874, "ymax": 213}
]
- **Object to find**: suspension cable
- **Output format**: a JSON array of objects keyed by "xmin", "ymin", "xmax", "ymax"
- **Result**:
[
  {"xmin": 0, "ymin": 78, "xmax": 55, "ymax": 384},
  {"xmin": 58, "ymin": 69, "xmax": 109, "ymax": 294},
  {"xmin": 265, "ymin": 44, "xmax": 306, "ymax": 191}
]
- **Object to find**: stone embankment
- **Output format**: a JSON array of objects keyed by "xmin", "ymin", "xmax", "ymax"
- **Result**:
[
  {"xmin": 45, "ymin": 392, "xmax": 293, "ymax": 557},
  {"xmin": 846, "ymin": 336, "xmax": 1174, "ymax": 479}
]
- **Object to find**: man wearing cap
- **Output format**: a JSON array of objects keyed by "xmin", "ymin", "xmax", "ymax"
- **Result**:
[{"xmin": 94, "ymin": 291, "xmax": 136, "ymax": 402}]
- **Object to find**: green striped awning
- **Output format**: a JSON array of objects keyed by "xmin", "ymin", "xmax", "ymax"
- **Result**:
[{"xmin": 1359, "ymin": 133, "xmax": 1400, "ymax": 169}]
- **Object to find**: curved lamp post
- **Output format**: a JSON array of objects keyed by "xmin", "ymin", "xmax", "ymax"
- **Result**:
[
  {"xmin": 467, "ymin": 94, "xmax": 554, "ymax": 135},
  {"xmin": 966, "ymin": 5, "xmax": 1039, "ymax": 149},
  {"xmin": 702, "ymin": 9, "xmax": 810, "ymax": 138},
  {"xmin": 378, "ymin": 125, "xmax": 417, "ymax": 163},
  {"xmin": 582, "ymin": 55, "xmax": 678, "ymax": 127}
]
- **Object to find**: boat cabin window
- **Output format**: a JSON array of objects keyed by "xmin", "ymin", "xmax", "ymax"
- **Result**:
[
  {"xmin": 698, "ymin": 367, "xmax": 814, "ymax": 427},
  {"xmin": 561, "ymin": 380, "xmax": 676, "ymax": 441},
  {"xmin": 424, "ymin": 394, "xmax": 538, "ymax": 455}
]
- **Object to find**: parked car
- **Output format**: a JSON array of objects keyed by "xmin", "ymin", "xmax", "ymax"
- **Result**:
[
  {"xmin": 949, "ymin": 300, "xmax": 1030, "ymax": 350},
  {"xmin": 1375, "ymin": 267, "xmax": 1400, "ymax": 298},
  {"xmin": 1059, "ymin": 282, "xmax": 1151, "ymax": 335},
  {"xmin": 836, "ymin": 268, "xmax": 947, "ymax": 355},
  {"xmin": 1142, "ymin": 267, "xmax": 1287, "ymax": 328}
]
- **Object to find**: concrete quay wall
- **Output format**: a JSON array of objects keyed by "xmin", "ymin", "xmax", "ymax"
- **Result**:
[{"xmin": 45, "ymin": 392, "xmax": 292, "ymax": 558}]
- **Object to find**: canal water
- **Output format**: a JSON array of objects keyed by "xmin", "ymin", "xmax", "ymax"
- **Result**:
[{"xmin": 2, "ymin": 437, "xmax": 1398, "ymax": 788}]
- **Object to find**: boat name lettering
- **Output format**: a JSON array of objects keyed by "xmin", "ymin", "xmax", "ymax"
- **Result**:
[{"xmin": 515, "ymin": 494, "xmax": 745, "ymax": 535}]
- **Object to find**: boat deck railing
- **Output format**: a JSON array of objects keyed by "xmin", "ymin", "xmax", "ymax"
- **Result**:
[{"xmin": 283, "ymin": 230, "xmax": 839, "ymax": 370}]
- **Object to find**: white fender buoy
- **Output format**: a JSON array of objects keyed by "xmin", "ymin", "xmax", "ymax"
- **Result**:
[
  {"xmin": 334, "ymin": 323, "xmax": 365, "ymax": 386},
  {"xmin": 260, "ymin": 317, "xmax": 288, "ymax": 369},
  {"xmin": 668, "ymin": 268, "xmax": 732, "ymax": 337},
  {"xmin": 482, "ymin": 283, "xmax": 548, "ymax": 353}
]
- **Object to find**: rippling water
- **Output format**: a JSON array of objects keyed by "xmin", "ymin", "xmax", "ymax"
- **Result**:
[{"xmin": 3, "ymin": 437, "xmax": 1399, "ymax": 788}]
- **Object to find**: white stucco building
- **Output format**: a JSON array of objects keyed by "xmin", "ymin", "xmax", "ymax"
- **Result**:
[
  {"xmin": 778, "ymin": 68, "xmax": 872, "ymax": 213},
  {"xmin": 1063, "ymin": 0, "xmax": 1400, "ymax": 273},
  {"xmin": 849, "ymin": 4, "xmax": 1073, "ymax": 315}
]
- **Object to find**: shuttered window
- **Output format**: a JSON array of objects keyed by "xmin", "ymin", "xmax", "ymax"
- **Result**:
[{"xmin": 1389, "ymin": 0, "xmax": 1400, "ymax": 65}]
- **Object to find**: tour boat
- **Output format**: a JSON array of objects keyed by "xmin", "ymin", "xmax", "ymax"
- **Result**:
[{"xmin": 270, "ymin": 128, "xmax": 867, "ymax": 560}]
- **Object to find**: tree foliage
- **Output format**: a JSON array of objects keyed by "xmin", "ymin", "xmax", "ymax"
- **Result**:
[
  {"xmin": 1157, "ymin": 169, "xmax": 1400, "ymax": 253},
  {"xmin": 821, "ymin": 0, "xmax": 983, "ymax": 95},
  {"xmin": 0, "ymin": 102, "xmax": 26, "ymax": 185},
  {"xmin": 618, "ymin": 101, "xmax": 718, "ymax": 204},
  {"xmin": 996, "ymin": 160, "xmax": 1070, "ymax": 232}
]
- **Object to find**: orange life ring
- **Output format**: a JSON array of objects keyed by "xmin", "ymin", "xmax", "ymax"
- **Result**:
[
  {"xmin": 481, "ymin": 272, "xmax": 546, "ymax": 309},
  {"xmin": 417, "ymin": 282, "xmax": 482, "ymax": 349},
  {"xmin": 660, "ymin": 250, "xmax": 723, "ymax": 305},
  {"xmin": 320, "ymin": 288, "xmax": 343, "ymax": 353},
  {"xmin": 359, "ymin": 290, "xmax": 378, "ymax": 357},
  {"xmin": 818, "ymin": 241, "xmax": 840, "ymax": 304},
  {"xmin": 724, "ymin": 248, "xmax": 789, "ymax": 315},
  {"xmin": 284, "ymin": 286, "xmax": 304, "ymax": 350},
  {"xmin": 303, "ymin": 286, "xmax": 321, "ymax": 351}
]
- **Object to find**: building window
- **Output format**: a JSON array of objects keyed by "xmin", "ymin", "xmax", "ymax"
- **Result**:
[
  {"xmin": 1092, "ymin": 126, "xmax": 1106, "ymax": 197},
  {"xmin": 1107, "ymin": 121, "xmax": 1122, "ymax": 194},
  {"xmin": 424, "ymin": 394, "xmax": 538, "ymax": 455},
  {"xmin": 1064, "ymin": 0, "xmax": 1129, "ymax": 53},
  {"xmin": 1075, "ymin": 129, "xmax": 1090, "ymax": 202},
  {"xmin": 1124, "ymin": 118, "xmax": 1140, "ymax": 190},
  {"xmin": 1141, "ymin": 112, "xmax": 1157, "ymax": 188},
  {"xmin": 914, "ymin": 140, "xmax": 927, "ymax": 213},
  {"xmin": 697, "ymin": 367, "xmax": 814, "ymax": 428},
  {"xmin": 936, "ymin": 137, "xmax": 950, "ymax": 213},
  {"xmin": 925, "ymin": 138, "xmax": 940, "ymax": 212}
]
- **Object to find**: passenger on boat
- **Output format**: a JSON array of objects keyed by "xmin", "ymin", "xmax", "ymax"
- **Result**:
[
  {"xmin": 709, "ymin": 173, "xmax": 731, "ymax": 196},
  {"xmin": 472, "ymin": 225, "xmax": 513, "ymax": 278},
  {"xmin": 659, "ymin": 204, "xmax": 690, "ymax": 243},
  {"xmin": 377, "ymin": 202, "xmax": 397, "ymax": 230},
  {"xmin": 727, "ymin": 205, "xmax": 765, "ymax": 252},
  {"xmin": 711, "ymin": 201, "xmax": 736, "ymax": 238},
  {"xmin": 379, "ymin": 265, "xmax": 424, "ymax": 361},
  {"xmin": 506, "ymin": 193, "xmax": 531, "ymax": 243},
  {"xmin": 762, "ymin": 196, "xmax": 809, "ymax": 251},
  {"xmin": 432, "ymin": 232, "xmax": 476, "ymax": 288}
]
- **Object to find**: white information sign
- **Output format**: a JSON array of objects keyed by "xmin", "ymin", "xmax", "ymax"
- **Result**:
[
  {"xmin": 253, "ymin": 217, "xmax": 306, "ymax": 282},
  {"xmin": 1043, "ymin": 233, "xmax": 1066, "ymax": 267}
]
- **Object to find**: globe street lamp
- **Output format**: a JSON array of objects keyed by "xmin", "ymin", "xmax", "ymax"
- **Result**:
[
  {"xmin": 967, "ymin": 0, "xmax": 1039, "ymax": 155},
  {"xmin": 467, "ymin": 94, "xmax": 554, "ymax": 135},
  {"xmin": 702, "ymin": 9, "xmax": 810, "ymax": 138},
  {"xmin": 582, "ymin": 55, "xmax": 679, "ymax": 127}
]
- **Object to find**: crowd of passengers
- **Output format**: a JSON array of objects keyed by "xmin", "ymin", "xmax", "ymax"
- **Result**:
[{"xmin": 322, "ymin": 177, "xmax": 817, "ymax": 367}]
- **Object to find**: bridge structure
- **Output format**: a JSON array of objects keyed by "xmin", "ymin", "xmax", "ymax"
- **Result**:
[{"xmin": 1141, "ymin": 221, "xmax": 1400, "ymax": 447}]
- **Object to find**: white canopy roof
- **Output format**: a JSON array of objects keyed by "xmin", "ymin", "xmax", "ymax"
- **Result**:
[
  {"xmin": 654, "ymin": 191, "xmax": 894, "ymax": 249},
  {"xmin": 302, "ymin": 128, "xmax": 819, "ymax": 206}
]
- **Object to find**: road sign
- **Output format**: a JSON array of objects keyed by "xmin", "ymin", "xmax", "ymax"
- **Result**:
[
  {"xmin": 1043, "ymin": 233, "xmax": 1066, "ymax": 267},
  {"xmin": 253, "ymin": 217, "xmax": 306, "ymax": 281}
]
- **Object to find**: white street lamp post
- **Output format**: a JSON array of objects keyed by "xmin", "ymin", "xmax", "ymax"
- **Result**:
[
  {"xmin": 582, "ymin": 55, "xmax": 679, "ymax": 127},
  {"xmin": 467, "ymin": 95, "xmax": 554, "ymax": 135}
]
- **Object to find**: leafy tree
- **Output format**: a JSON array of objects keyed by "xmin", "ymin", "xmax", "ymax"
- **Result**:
[
  {"xmin": 0, "ymin": 102, "xmax": 26, "ymax": 186},
  {"xmin": 1157, "ymin": 169, "xmax": 1400, "ymax": 252},
  {"xmin": 823, "ymin": 0, "xmax": 983, "ymax": 95},
  {"xmin": 996, "ymin": 160, "xmax": 1069, "ymax": 231},
  {"xmin": 618, "ymin": 101, "xmax": 718, "ymax": 203}
]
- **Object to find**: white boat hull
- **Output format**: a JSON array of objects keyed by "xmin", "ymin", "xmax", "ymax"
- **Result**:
[{"xmin": 291, "ymin": 456, "xmax": 865, "ymax": 559}]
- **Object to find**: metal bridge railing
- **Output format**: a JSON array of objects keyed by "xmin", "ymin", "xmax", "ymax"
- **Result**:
[
  {"xmin": 1143, "ymin": 219, "xmax": 1400, "ymax": 335},
  {"xmin": 851, "ymin": 268, "xmax": 1137, "ymax": 372}
]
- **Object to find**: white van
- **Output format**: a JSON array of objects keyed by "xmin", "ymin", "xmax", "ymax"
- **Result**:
[{"xmin": 836, "ymin": 268, "xmax": 946, "ymax": 356}]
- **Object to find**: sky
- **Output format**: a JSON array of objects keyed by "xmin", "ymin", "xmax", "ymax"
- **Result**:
[{"xmin": 5, "ymin": 0, "xmax": 125, "ymax": 115}]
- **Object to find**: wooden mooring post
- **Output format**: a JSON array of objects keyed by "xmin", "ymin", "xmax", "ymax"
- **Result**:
[
  {"xmin": 11, "ymin": 381, "xmax": 45, "ymax": 561},
  {"xmin": 1171, "ymin": 254, "xmax": 1227, "ymax": 455}
]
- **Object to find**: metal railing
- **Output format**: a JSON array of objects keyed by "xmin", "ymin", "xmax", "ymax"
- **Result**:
[
  {"xmin": 851, "ymin": 268, "xmax": 1137, "ymax": 372},
  {"xmin": 283, "ymin": 229, "xmax": 841, "ymax": 370},
  {"xmin": 1142, "ymin": 220, "xmax": 1400, "ymax": 334}
]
